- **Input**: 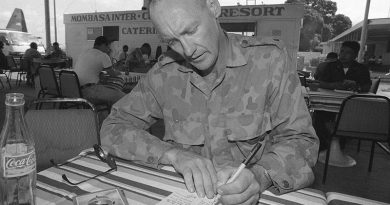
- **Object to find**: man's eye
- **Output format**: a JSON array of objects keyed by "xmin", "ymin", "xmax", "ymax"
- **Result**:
[
  {"xmin": 188, "ymin": 27, "xmax": 198, "ymax": 35},
  {"xmin": 167, "ymin": 39, "xmax": 177, "ymax": 47}
]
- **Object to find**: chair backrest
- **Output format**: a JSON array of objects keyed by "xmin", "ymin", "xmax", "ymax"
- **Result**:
[
  {"xmin": 6, "ymin": 56, "xmax": 18, "ymax": 71},
  {"xmin": 369, "ymin": 78, "xmax": 380, "ymax": 94},
  {"xmin": 39, "ymin": 66, "xmax": 60, "ymax": 96},
  {"xmin": 20, "ymin": 57, "xmax": 31, "ymax": 72},
  {"xmin": 298, "ymin": 73, "xmax": 307, "ymax": 87},
  {"xmin": 335, "ymin": 95, "xmax": 390, "ymax": 142},
  {"xmin": 25, "ymin": 98, "xmax": 100, "ymax": 171},
  {"xmin": 59, "ymin": 70, "xmax": 82, "ymax": 98}
]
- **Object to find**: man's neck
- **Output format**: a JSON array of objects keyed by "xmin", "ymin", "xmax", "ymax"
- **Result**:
[{"xmin": 199, "ymin": 29, "xmax": 229, "ymax": 80}]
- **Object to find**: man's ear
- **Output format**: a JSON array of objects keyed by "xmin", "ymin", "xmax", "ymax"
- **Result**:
[{"xmin": 206, "ymin": 0, "xmax": 221, "ymax": 18}]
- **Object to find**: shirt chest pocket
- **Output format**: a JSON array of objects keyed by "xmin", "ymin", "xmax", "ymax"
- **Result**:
[
  {"xmin": 216, "ymin": 111, "xmax": 270, "ymax": 142},
  {"xmin": 166, "ymin": 118, "xmax": 205, "ymax": 145}
]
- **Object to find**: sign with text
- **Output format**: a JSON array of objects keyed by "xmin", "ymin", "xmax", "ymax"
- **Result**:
[{"xmin": 64, "ymin": 4, "xmax": 304, "ymax": 24}]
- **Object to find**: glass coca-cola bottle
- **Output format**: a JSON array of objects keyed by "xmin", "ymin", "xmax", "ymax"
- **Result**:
[{"xmin": 0, "ymin": 93, "xmax": 36, "ymax": 205}]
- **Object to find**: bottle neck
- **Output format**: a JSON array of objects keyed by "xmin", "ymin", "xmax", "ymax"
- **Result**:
[
  {"xmin": 1, "ymin": 104, "xmax": 27, "ymax": 144},
  {"xmin": 5, "ymin": 104, "xmax": 25, "ymax": 122}
]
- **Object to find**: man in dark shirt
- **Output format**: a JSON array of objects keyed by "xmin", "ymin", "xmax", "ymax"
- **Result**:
[
  {"xmin": 315, "ymin": 41, "xmax": 371, "ymax": 92},
  {"xmin": 314, "ymin": 52, "xmax": 342, "ymax": 81},
  {"xmin": 314, "ymin": 41, "xmax": 371, "ymax": 151},
  {"xmin": 0, "ymin": 41, "xmax": 7, "ymax": 69}
]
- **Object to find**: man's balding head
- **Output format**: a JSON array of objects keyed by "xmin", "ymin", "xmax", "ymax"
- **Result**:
[{"xmin": 149, "ymin": 0, "xmax": 222, "ymax": 74}]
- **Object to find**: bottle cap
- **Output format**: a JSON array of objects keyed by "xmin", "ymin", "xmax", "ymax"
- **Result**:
[{"xmin": 5, "ymin": 93, "xmax": 25, "ymax": 106}]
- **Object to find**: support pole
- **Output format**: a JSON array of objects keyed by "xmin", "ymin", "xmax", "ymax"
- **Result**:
[
  {"xmin": 358, "ymin": 0, "xmax": 370, "ymax": 63},
  {"xmin": 44, "ymin": 0, "xmax": 51, "ymax": 53},
  {"xmin": 54, "ymin": 0, "xmax": 57, "ymax": 42}
]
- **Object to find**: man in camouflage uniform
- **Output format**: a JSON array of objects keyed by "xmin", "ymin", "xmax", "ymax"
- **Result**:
[{"xmin": 101, "ymin": 0, "xmax": 319, "ymax": 204}]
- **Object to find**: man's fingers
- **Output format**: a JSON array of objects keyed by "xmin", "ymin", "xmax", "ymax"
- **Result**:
[
  {"xmin": 191, "ymin": 166, "xmax": 206, "ymax": 198},
  {"xmin": 182, "ymin": 168, "xmax": 195, "ymax": 193},
  {"xmin": 198, "ymin": 161, "xmax": 216, "ymax": 199},
  {"xmin": 216, "ymin": 168, "xmax": 233, "ymax": 187},
  {"xmin": 205, "ymin": 161, "xmax": 218, "ymax": 193},
  {"xmin": 219, "ymin": 185, "xmax": 258, "ymax": 205}
]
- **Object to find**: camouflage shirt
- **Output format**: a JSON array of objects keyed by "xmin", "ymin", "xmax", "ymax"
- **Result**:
[{"xmin": 101, "ymin": 33, "xmax": 319, "ymax": 194}]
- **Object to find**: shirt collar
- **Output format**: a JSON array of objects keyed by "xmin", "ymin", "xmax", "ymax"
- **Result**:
[{"xmin": 225, "ymin": 33, "xmax": 247, "ymax": 68}]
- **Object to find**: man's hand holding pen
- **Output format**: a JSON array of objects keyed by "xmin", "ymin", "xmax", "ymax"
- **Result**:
[{"xmin": 216, "ymin": 167, "xmax": 261, "ymax": 205}]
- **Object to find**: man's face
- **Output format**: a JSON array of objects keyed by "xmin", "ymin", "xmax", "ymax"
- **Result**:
[
  {"xmin": 100, "ymin": 44, "xmax": 111, "ymax": 54},
  {"xmin": 339, "ymin": 46, "xmax": 357, "ymax": 65},
  {"xmin": 150, "ymin": 0, "xmax": 221, "ymax": 71},
  {"xmin": 123, "ymin": 47, "xmax": 128, "ymax": 52}
]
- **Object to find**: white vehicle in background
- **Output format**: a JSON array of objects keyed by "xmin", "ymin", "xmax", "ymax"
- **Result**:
[
  {"xmin": 0, "ymin": 8, "xmax": 45, "ymax": 58},
  {"xmin": 0, "ymin": 30, "xmax": 45, "ymax": 57}
]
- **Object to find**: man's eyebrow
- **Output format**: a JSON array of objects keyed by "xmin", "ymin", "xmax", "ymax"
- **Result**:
[{"xmin": 178, "ymin": 21, "xmax": 199, "ymax": 35}]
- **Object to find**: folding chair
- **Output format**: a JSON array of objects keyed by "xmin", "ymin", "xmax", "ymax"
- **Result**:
[
  {"xmin": 322, "ymin": 94, "xmax": 390, "ymax": 183},
  {"xmin": 0, "ymin": 68, "xmax": 11, "ymax": 89},
  {"xmin": 19, "ymin": 57, "xmax": 32, "ymax": 85},
  {"xmin": 369, "ymin": 78, "xmax": 381, "ymax": 94},
  {"xmin": 59, "ymin": 70, "xmax": 109, "ymax": 123},
  {"xmin": 37, "ymin": 66, "xmax": 61, "ymax": 99},
  {"xmin": 7, "ymin": 56, "xmax": 26, "ymax": 87},
  {"xmin": 25, "ymin": 98, "xmax": 101, "ymax": 171}
]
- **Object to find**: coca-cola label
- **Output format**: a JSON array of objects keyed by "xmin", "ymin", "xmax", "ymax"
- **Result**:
[{"xmin": 2, "ymin": 151, "xmax": 36, "ymax": 178}]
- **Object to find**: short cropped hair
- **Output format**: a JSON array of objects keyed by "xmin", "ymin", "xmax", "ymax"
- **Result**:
[
  {"xmin": 342, "ymin": 41, "xmax": 360, "ymax": 55},
  {"xmin": 53, "ymin": 42, "xmax": 59, "ymax": 47},
  {"xmin": 30, "ymin": 42, "xmax": 37, "ymax": 49},
  {"xmin": 94, "ymin": 36, "xmax": 109, "ymax": 47},
  {"xmin": 326, "ymin": 52, "xmax": 338, "ymax": 59},
  {"xmin": 123, "ymin": 45, "xmax": 128, "ymax": 49}
]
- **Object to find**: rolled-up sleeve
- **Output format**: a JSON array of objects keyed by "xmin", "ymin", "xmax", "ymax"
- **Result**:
[
  {"xmin": 100, "ymin": 71, "xmax": 173, "ymax": 168},
  {"xmin": 257, "ymin": 47, "xmax": 319, "ymax": 194}
]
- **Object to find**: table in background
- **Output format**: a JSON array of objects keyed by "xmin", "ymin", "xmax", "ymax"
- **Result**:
[
  {"xmin": 304, "ymin": 88, "xmax": 357, "ymax": 167},
  {"xmin": 33, "ymin": 58, "xmax": 68, "ymax": 68},
  {"xmin": 36, "ymin": 151, "xmax": 327, "ymax": 205}
]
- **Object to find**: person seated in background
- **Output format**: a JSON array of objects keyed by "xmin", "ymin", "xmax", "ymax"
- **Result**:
[
  {"xmin": 48, "ymin": 42, "xmax": 66, "ymax": 59},
  {"xmin": 314, "ymin": 52, "xmax": 342, "ymax": 81},
  {"xmin": 0, "ymin": 41, "xmax": 7, "ymax": 69},
  {"xmin": 376, "ymin": 56, "xmax": 383, "ymax": 65},
  {"xmin": 23, "ymin": 42, "xmax": 42, "ymax": 85},
  {"xmin": 368, "ymin": 55, "xmax": 376, "ymax": 65},
  {"xmin": 118, "ymin": 45, "xmax": 129, "ymax": 63},
  {"xmin": 74, "ymin": 36, "xmax": 125, "ymax": 107},
  {"xmin": 101, "ymin": 0, "xmax": 318, "ymax": 203},
  {"xmin": 140, "ymin": 43, "xmax": 152, "ymax": 63},
  {"xmin": 313, "ymin": 41, "xmax": 371, "ymax": 152},
  {"xmin": 315, "ymin": 41, "xmax": 371, "ymax": 92}
]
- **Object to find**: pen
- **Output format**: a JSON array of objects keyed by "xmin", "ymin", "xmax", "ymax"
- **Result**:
[{"xmin": 215, "ymin": 135, "xmax": 266, "ymax": 201}]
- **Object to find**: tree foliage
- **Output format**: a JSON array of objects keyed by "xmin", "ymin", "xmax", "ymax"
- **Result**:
[{"xmin": 291, "ymin": 0, "xmax": 352, "ymax": 51}]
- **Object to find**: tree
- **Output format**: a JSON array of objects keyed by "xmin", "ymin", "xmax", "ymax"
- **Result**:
[
  {"xmin": 297, "ymin": 0, "xmax": 352, "ymax": 51},
  {"xmin": 299, "ymin": 6, "xmax": 324, "ymax": 51},
  {"xmin": 331, "ymin": 14, "xmax": 352, "ymax": 37}
]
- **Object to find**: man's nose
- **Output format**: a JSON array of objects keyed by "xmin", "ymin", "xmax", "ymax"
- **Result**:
[{"xmin": 181, "ymin": 38, "xmax": 195, "ymax": 58}]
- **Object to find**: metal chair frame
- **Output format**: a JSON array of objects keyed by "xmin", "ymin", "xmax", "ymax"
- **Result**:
[
  {"xmin": 322, "ymin": 94, "xmax": 390, "ymax": 183},
  {"xmin": 38, "ymin": 66, "xmax": 61, "ymax": 99}
]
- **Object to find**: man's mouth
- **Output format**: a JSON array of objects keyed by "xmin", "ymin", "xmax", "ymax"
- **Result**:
[{"xmin": 191, "ymin": 52, "xmax": 205, "ymax": 62}]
